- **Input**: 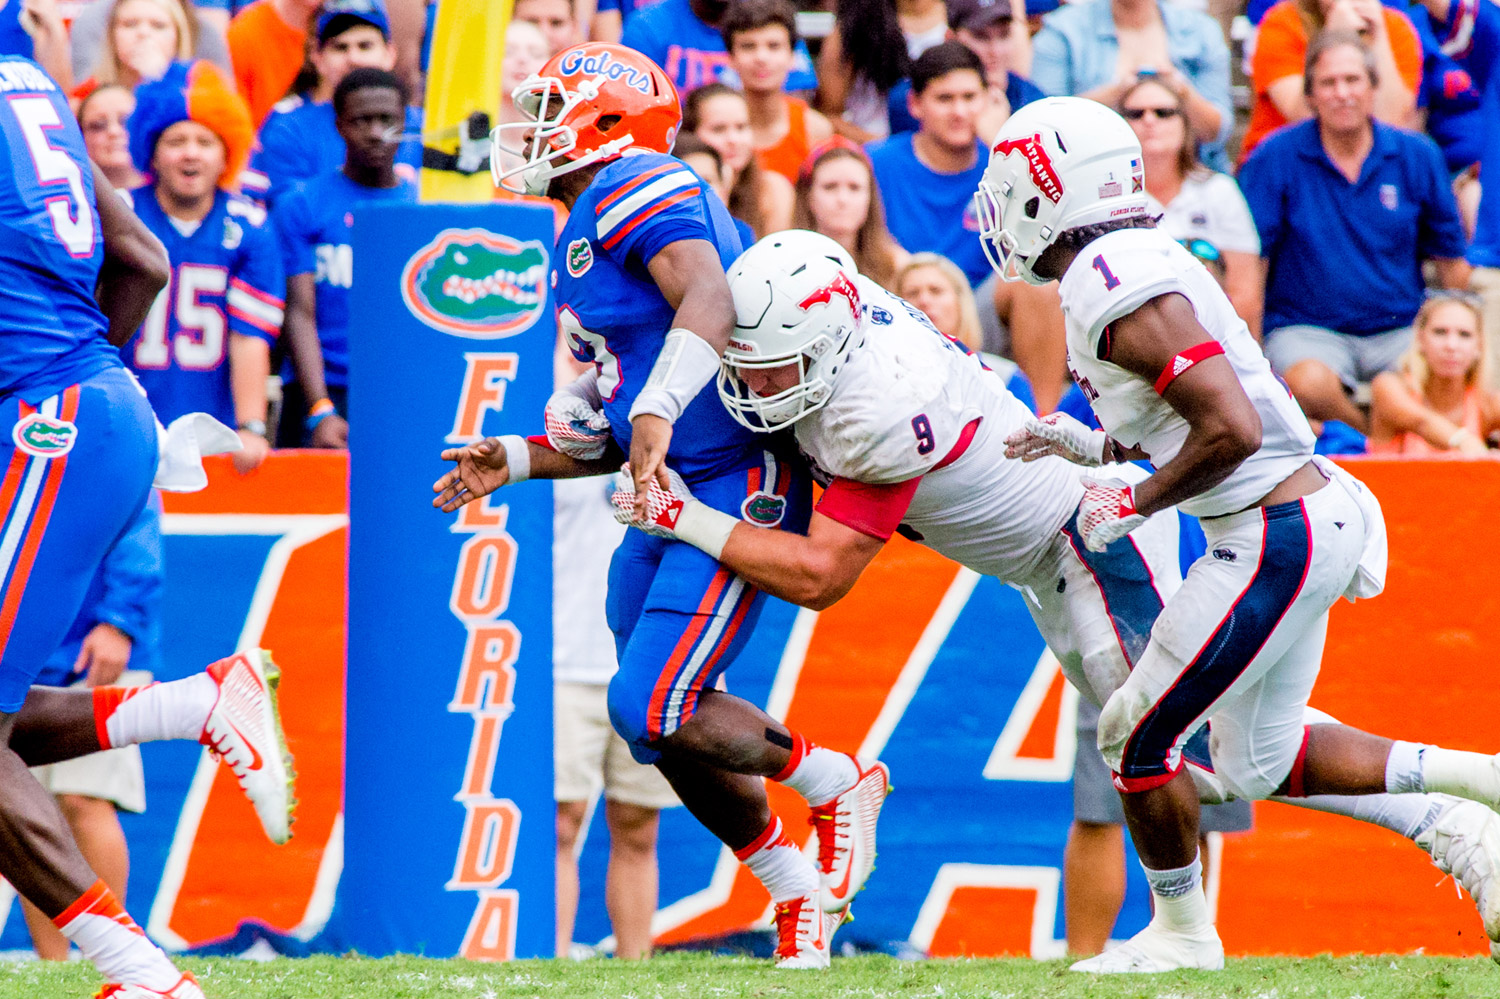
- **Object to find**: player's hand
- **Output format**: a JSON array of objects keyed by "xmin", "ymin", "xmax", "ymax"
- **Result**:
[
  {"xmin": 610, "ymin": 463, "xmax": 696, "ymax": 538},
  {"xmin": 544, "ymin": 391, "xmax": 611, "ymax": 460},
  {"xmin": 232, "ymin": 429, "xmax": 270, "ymax": 474},
  {"xmin": 433, "ymin": 436, "xmax": 511, "ymax": 512},
  {"xmin": 628, "ymin": 414, "xmax": 674, "ymax": 517},
  {"xmin": 73, "ymin": 622, "xmax": 132, "ymax": 688},
  {"xmin": 309, "ymin": 413, "xmax": 349, "ymax": 449},
  {"xmin": 1077, "ymin": 477, "xmax": 1148, "ymax": 553},
  {"xmin": 1005, "ymin": 412, "xmax": 1108, "ymax": 466}
]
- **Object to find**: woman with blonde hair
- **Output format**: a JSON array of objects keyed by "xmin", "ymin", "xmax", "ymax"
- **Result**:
[
  {"xmin": 1368, "ymin": 293, "xmax": 1500, "ymax": 456},
  {"xmin": 683, "ymin": 84, "xmax": 793, "ymax": 239},
  {"xmin": 896, "ymin": 253, "xmax": 1036, "ymax": 412},
  {"xmin": 71, "ymin": 0, "xmax": 221, "ymax": 97},
  {"xmin": 792, "ymin": 137, "xmax": 905, "ymax": 290}
]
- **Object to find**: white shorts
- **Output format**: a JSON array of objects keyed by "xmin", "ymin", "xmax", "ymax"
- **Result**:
[
  {"xmin": 1098, "ymin": 468, "xmax": 1375, "ymax": 800},
  {"xmin": 31, "ymin": 744, "xmax": 146, "ymax": 814},
  {"xmin": 554, "ymin": 681, "xmax": 679, "ymax": 810}
]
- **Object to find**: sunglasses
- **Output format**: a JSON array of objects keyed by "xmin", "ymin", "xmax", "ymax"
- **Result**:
[
  {"xmin": 1122, "ymin": 107, "xmax": 1180, "ymax": 120},
  {"xmin": 1425, "ymin": 289, "xmax": 1484, "ymax": 309}
]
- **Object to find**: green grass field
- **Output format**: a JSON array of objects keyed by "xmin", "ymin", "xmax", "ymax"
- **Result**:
[{"xmin": 4, "ymin": 954, "xmax": 1498, "ymax": 999}]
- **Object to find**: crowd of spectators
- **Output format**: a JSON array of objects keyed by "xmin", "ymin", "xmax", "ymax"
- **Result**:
[{"xmin": 2, "ymin": 0, "xmax": 1497, "ymax": 963}]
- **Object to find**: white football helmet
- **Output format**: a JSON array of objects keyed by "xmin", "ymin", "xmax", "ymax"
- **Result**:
[
  {"xmin": 720, "ymin": 231, "xmax": 861, "ymax": 432},
  {"xmin": 975, "ymin": 97, "xmax": 1149, "ymax": 285}
]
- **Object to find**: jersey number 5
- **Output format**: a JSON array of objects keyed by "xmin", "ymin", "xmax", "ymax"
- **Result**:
[
  {"xmin": 557, "ymin": 306, "xmax": 622, "ymax": 402},
  {"xmin": 8, "ymin": 95, "xmax": 96, "ymax": 258}
]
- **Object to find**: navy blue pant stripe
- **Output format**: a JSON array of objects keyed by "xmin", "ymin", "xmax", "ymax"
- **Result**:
[
  {"xmin": 1063, "ymin": 510, "xmax": 1165, "ymax": 669},
  {"xmin": 1119, "ymin": 500, "xmax": 1313, "ymax": 784}
]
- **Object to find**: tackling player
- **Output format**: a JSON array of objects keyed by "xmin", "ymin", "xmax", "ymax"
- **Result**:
[
  {"xmin": 612, "ymin": 227, "xmax": 1500, "ymax": 962},
  {"xmin": 433, "ymin": 43, "xmax": 888, "ymax": 969},
  {"xmin": 0, "ymin": 55, "xmax": 293, "ymax": 999},
  {"xmin": 980, "ymin": 96, "xmax": 1500, "ymax": 972}
]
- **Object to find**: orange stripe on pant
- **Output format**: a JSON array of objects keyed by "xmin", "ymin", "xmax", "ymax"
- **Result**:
[
  {"xmin": 0, "ymin": 387, "xmax": 79, "ymax": 662},
  {"xmin": 644, "ymin": 567, "xmax": 733, "ymax": 740}
]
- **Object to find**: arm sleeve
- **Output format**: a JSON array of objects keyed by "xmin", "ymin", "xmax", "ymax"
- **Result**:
[
  {"xmin": 90, "ymin": 497, "xmax": 164, "ymax": 646},
  {"xmin": 815, "ymin": 476, "xmax": 921, "ymax": 541},
  {"xmin": 1029, "ymin": 25, "xmax": 1072, "ymax": 96},
  {"xmin": 1416, "ymin": 135, "xmax": 1470, "ymax": 259},
  {"xmin": 593, "ymin": 161, "xmax": 712, "ymax": 271},
  {"xmin": 228, "ymin": 217, "xmax": 286, "ymax": 343},
  {"xmin": 274, "ymin": 192, "xmax": 316, "ymax": 278}
]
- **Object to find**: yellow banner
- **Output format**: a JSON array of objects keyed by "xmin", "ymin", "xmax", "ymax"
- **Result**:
[{"xmin": 420, "ymin": 0, "xmax": 511, "ymax": 203}]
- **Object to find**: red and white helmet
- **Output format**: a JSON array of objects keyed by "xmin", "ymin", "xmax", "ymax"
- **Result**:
[
  {"xmin": 719, "ymin": 231, "xmax": 861, "ymax": 432},
  {"xmin": 491, "ymin": 43, "xmax": 680, "ymax": 196},
  {"xmin": 975, "ymin": 97, "xmax": 1148, "ymax": 285}
]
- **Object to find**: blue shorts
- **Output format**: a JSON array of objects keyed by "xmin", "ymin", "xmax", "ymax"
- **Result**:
[
  {"xmin": 0, "ymin": 366, "xmax": 157, "ymax": 713},
  {"xmin": 605, "ymin": 450, "xmax": 810, "ymax": 764}
]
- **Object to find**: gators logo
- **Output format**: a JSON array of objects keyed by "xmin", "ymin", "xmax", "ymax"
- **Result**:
[
  {"xmin": 12, "ymin": 413, "xmax": 77, "ymax": 457},
  {"xmin": 401, "ymin": 228, "xmax": 549, "ymax": 338},
  {"xmin": 566, "ymin": 238, "xmax": 593, "ymax": 277},
  {"xmin": 740, "ymin": 490, "xmax": 786, "ymax": 528}
]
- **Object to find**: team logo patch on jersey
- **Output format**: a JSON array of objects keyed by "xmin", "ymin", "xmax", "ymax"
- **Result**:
[
  {"xmin": 740, "ymin": 490, "xmax": 787, "ymax": 527},
  {"xmin": 1380, "ymin": 184, "xmax": 1399, "ymax": 211},
  {"xmin": 566, "ymin": 238, "xmax": 593, "ymax": 277},
  {"xmin": 221, "ymin": 217, "xmax": 243, "ymax": 250},
  {"xmin": 401, "ymin": 229, "xmax": 549, "ymax": 338},
  {"xmin": 12, "ymin": 413, "xmax": 77, "ymax": 457}
]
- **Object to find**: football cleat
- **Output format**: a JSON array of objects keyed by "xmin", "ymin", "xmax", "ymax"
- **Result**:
[
  {"xmin": 96, "ymin": 972, "xmax": 205, "ymax": 999},
  {"xmin": 772, "ymin": 894, "xmax": 849, "ymax": 970},
  {"xmin": 1069, "ymin": 923, "xmax": 1225, "ymax": 973},
  {"xmin": 201, "ymin": 650, "xmax": 296, "ymax": 844},
  {"xmin": 1415, "ymin": 797, "xmax": 1500, "ymax": 961},
  {"xmin": 810, "ymin": 758, "xmax": 891, "ymax": 912}
]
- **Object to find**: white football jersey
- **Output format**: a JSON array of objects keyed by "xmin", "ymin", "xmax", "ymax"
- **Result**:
[
  {"xmin": 1060, "ymin": 227, "xmax": 1314, "ymax": 518},
  {"xmin": 795, "ymin": 278, "xmax": 1085, "ymax": 579}
]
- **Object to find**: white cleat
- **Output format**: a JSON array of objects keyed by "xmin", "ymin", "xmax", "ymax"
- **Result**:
[
  {"xmin": 96, "ymin": 973, "xmax": 206, "ymax": 998},
  {"xmin": 772, "ymin": 894, "xmax": 848, "ymax": 969},
  {"xmin": 1069, "ymin": 923, "xmax": 1225, "ymax": 973},
  {"xmin": 810, "ymin": 758, "xmax": 891, "ymax": 912},
  {"xmin": 1415, "ymin": 796, "xmax": 1500, "ymax": 962},
  {"xmin": 201, "ymin": 649, "xmax": 296, "ymax": 844}
]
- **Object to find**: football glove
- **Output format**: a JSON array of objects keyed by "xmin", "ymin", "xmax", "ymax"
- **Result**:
[
  {"xmin": 610, "ymin": 465, "xmax": 738, "ymax": 559},
  {"xmin": 1005, "ymin": 412, "xmax": 1108, "ymax": 466},
  {"xmin": 544, "ymin": 377, "xmax": 611, "ymax": 460},
  {"xmin": 1077, "ymin": 477, "xmax": 1147, "ymax": 553}
]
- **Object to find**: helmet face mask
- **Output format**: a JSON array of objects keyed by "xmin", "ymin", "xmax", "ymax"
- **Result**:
[{"xmin": 718, "ymin": 329, "xmax": 845, "ymax": 431}]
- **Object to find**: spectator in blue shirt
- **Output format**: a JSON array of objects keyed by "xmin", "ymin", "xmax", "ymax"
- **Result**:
[
  {"xmin": 867, "ymin": 42, "xmax": 992, "ymax": 288},
  {"xmin": 1240, "ymin": 31, "xmax": 1470, "ymax": 431},
  {"xmin": 1030, "ymin": 0, "xmax": 1233, "ymax": 170},
  {"xmin": 620, "ymin": 0, "xmax": 818, "ymax": 95},
  {"xmin": 275, "ymin": 67, "xmax": 418, "ymax": 447},
  {"xmin": 243, "ymin": 0, "xmax": 422, "ymax": 209}
]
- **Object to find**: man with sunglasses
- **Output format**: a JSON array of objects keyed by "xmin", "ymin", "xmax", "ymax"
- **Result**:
[{"xmin": 1238, "ymin": 31, "xmax": 1469, "ymax": 433}]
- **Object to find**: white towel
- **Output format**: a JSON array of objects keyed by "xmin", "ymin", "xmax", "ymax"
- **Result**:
[{"xmin": 153, "ymin": 413, "xmax": 243, "ymax": 493}]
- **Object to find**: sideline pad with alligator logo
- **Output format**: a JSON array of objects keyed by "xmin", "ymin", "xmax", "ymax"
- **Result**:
[{"xmin": 401, "ymin": 228, "xmax": 549, "ymax": 338}]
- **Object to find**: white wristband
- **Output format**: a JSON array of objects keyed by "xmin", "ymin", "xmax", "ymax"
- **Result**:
[
  {"xmin": 628, "ymin": 328, "xmax": 722, "ymax": 424},
  {"xmin": 673, "ymin": 500, "xmax": 739, "ymax": 560},
  {"xmin": 498, "ymin": 434, "xmax": 530, "ymax": 484}
]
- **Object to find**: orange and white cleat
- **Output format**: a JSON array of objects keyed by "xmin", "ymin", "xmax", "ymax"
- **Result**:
[
  {"xmin": 772, "ymin": 894, "xmax": 849, "ymax": 969},
  {"xmin": 96, "ymin": 972, "xmax": 206, "ymax": 998},
  {"xmin": 201, "ymin": 650, "xmax": 296, "ymax": 844},
  {"xmin": 810, "ymin": 758, "xmax": 891, "ymax": 912}
]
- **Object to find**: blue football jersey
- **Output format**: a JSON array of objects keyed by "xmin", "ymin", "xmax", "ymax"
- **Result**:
[
  {"xmin": 243, "ymin": 96, "xmax": 423, "ymax": 209},
  {"xmin": 553, "ymin": 152, "xmax": 753, "ymax": 483},
  {"xmin": 274, "ymin": 169, "xmax": 417, "ymax": 389},
  {"xmin": 120, "ymin": 188, "xmax": 285, "ymax": 425},
  {"xmin": 0, "ymin": 57, "xmax": 119, "ymax": 401}
]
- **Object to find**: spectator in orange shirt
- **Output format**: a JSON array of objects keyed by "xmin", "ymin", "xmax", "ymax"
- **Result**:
[
  {"xmin": 1242, "ymin": 0, "xmax": 1420, "ymax": 162},
  {"xmin": 721, "ymin": 0, "xmax": 833, "ymax": 185},
  {"xmin": 228, "ymin": 0, "xmax": 322, "ymax": 126}
]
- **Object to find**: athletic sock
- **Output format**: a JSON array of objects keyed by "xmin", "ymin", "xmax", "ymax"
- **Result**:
[
  {"xmin": 1142, "ymin": 853, "xmax": 1212, "ymax": 934},
  {"xmin": 54, "ymin": 880, "xmax": 181, "ymax": 989},
  {"xmin": 734, "ymin": 816, "xmax": 818, "ymax": 903},
  {"xmin": 770, "ymin": 732, "xmax": 858, "ymax": 806},
  {"xmin": 1279, "ymin": 792, "xmax": 1444, "ymax": 839},
  {"xmin": 95, "ymin": 673, "xmax": 218, "ymax": 750},
  {"xmin": 1421, "ymin": 746, "xmax": 1498, "ymax": 799},
  {"xmin": 1384, "ymin": 741, "xmax": 1427, "ymax": 794}
]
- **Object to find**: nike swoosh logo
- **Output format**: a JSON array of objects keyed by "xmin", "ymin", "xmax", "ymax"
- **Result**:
[{"xmin": 227, "ymin": 720, "xmax": 264, "ymax": 771}]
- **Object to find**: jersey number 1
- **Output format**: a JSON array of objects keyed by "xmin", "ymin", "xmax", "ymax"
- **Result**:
[
  {"xmin": 1091, "ymin": 254, "xmax": 1121, "ymax": 291},
  {"xmin": 8, "ymin": 95, "xmax": 96, "ymax": 258}
]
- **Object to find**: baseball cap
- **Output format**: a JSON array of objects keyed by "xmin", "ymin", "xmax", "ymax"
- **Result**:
[
  {"xmin": 947, "ymin": 0, "xmax": 1013, "ymax": 32},
  {"xmin": 317, "ymin": 0, "xmax": 392, "ymax": 45}
]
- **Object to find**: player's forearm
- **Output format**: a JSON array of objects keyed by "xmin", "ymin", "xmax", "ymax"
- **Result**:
[
  {"xmin": 717, "ymin": 526, "xmax": 859, "ymax": 611},
  {"xmin": 524, "ymin": 439, "xmax": 623, "ymax": 480},
  {"xmin": 229, "ymin": 334, "xmax": 271, "ymax": 426},
  {"xmin": 1134, "ymin": 422, "xmax": 1260, "ymax": 515},
  {"xmin": 93, "ymin": 162, "xmax": 170, "ymax": 346},
  {"xmin": 282, "ymin": 303, "xmax": 330, "ymax": 403}
]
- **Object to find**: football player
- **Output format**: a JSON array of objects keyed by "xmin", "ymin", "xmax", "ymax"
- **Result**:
[
  {"xmin": 611, "ymin": 227, "xmax": 1500, "ymax": 966},
  {"xmin": 432, "ymin": 43, "xmax": 887, "ymax": 969},
  {"xmin": 980, "ymin": 97, "xmax": 1500, "ymax": 972},
  {"xmin": 0, "ymin": 55, "xmax": 293, "ymax": 999}
]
